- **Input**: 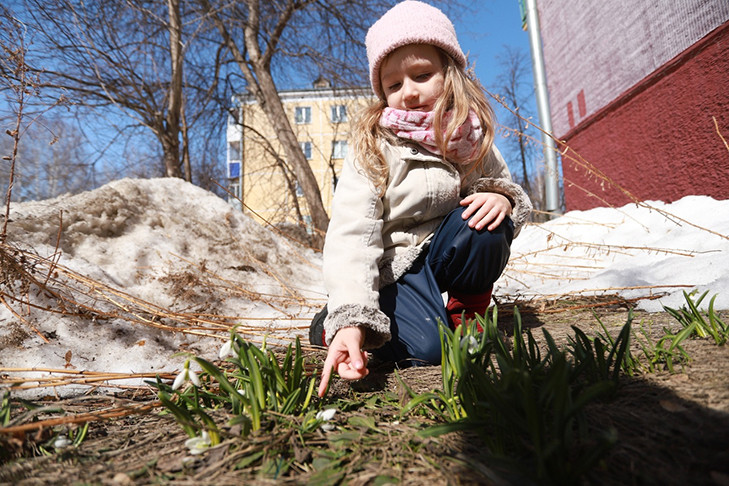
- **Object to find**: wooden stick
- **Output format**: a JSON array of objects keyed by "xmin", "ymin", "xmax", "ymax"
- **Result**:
[{"xmin": 0, "ymin": 401, "xmax": 163, "ymax": 435}]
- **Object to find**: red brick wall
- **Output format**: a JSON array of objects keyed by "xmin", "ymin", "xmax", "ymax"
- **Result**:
[
  {"xmin": 537, "ymin": 0, "xmax": 729, "ymax": 139},
  {"xmin": 561, "ymin": 21, "xmax": 729, "ymax": 210}
]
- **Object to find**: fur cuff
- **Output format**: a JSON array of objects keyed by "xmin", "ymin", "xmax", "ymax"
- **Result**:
[
  {"xmin": 468, "ymin": 177, "xmax": 533, "ymax": 236},
  {"xmin": 378, "ymin": 244, "xmax": 425, "ymax": 287},
  {"xmin": 324, "ymin": 304, "xmax": 391, "ymax": 350}
]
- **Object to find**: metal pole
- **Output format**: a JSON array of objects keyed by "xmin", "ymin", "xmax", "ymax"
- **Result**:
[{"xmin": 525, "ymin": 0, "xmax": 561, "ymax": 214}]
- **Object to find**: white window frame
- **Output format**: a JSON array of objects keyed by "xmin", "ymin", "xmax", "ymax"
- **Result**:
[
  {"xmin": 299, "ymin": 141, "xmax": 312, "ymax": 160},
  {"xmin": 228, "ymin": 140, "xmax": 241, "ymax": 161},
  {"xmin": 295, "ymin": 106, "xmax": 311, "ymax": 124},
  {"xmin": 330, "ymin": 104, "xmax": 347, "ymax": 123},
  {"xmin": 229, "ymin": 180, "xmax": 241, "ymax": 199},
  {"xmin": 332, "ymin": 140, "xmax": 348, "ymax": 159}
]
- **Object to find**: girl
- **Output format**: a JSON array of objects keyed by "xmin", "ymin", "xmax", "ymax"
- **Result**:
[{"xmin": 314, "ymin": 1, "xmax": 532, "ymax": 397}]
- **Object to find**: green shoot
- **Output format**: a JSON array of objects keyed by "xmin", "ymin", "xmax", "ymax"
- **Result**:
[{"xmin": 663, "ymin": 290, "xmax": 728, "ymax": 345}]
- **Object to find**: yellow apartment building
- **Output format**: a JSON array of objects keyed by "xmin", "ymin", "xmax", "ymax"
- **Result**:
[{"xmin": 226, "ymin": 78, "xmax": 373, "ymax": 232}]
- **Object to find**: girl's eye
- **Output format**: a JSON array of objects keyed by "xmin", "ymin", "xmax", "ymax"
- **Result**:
[
  {"xmin": 416, "ymin": 73, "xmax": 431, "ymax": 81},
  {"xmin": 387, "ymin": 82, "xmax": 401, "ymax": 92}
]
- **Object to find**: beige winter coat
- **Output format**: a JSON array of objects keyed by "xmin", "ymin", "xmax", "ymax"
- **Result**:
[{"xmin": 322, "ymin": 139, "xmax": 532, "ymax": 349}]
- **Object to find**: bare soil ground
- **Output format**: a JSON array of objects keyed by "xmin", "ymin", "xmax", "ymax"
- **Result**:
[{"xmin": 2, "ymin": 298, "xmax": 729, "ymax": 485}]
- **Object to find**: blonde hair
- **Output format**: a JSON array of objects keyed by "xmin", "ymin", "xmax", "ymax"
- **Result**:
[{"xmin": 350, "ymin": 50, "xmax": 495, "ymax": 195}]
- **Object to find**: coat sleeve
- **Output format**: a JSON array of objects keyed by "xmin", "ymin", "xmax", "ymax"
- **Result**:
[
  {"xmin": 465, "ymin": 145, "xmax": 532, "ymax": 237},
  {"xmin": 322, "ymin": 151, "xmax": 391, "ymax": 349}
]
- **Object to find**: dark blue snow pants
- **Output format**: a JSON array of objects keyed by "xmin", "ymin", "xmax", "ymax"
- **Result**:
[{"xmin": 374, "ymin": 206, "xmax": 514, "ymax": 365}]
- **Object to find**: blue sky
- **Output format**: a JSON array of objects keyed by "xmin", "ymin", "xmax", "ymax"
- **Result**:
[
  {"xmin": 452, "ymin": 1, "xmax": 539, "ymax": 162},
  {"xmin": 455, "ymin": 1, "xmax": 530, "ymax": 88},
  {"xmin": 454, "ymin": 1, "xmax": 536, "ymax": 120}
]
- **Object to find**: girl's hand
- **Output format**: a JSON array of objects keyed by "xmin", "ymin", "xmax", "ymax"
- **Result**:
[
  {"xmin": 460, "ymin": 192, "xmax": 512, "ymax": 232},
  {"xmin": 318, "ymin": 326, "xmax": 368, "ymax": 397}
]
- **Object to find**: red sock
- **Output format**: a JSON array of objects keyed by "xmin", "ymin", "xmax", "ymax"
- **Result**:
[{"xmin": 446, "ymin": 287, "xmax": 493, "ymax": 331}]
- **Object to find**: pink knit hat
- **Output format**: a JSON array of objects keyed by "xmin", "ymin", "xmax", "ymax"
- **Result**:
[{"xmin": 366, "ymin": 1, "xmax": 466, "ymax": 99}]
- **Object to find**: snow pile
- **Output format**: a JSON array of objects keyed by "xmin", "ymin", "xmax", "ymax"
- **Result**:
[
  {"xmin": 1, "ymin": 178, "xmax": 324, "ymax": 386},
  {"xmin": 499, "ymin": 195, "xmax": 729, "ymax": 312}
]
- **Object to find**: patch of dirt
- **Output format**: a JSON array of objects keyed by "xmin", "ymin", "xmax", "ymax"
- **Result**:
[
  {"xmin": 2, "ymin": 298, "xmax": 729, "ymax": 485},
  {"xmin": 0, "ymin": 321, "xmax": 31, "ymax": 349},
  {"xmin": 503, "ymin": 299, "xmax": 729, "ymax": 486}
]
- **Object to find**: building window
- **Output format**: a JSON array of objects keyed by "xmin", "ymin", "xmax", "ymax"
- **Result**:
[
  {"xmin": 331, "ymin": 105, "xmax": 347, "ymax": 123},
  {"xmin": 228, "ymin": 161, "xmax": 241, "ymax": 179},
  {"xmin": 229, "ymin": 180, "xmax": 241, "ymax": 199},
  {"xmin": 228, "ymin": 140, "xmax": 241, "ymax": 161},
  {"xmin": 300, "ymin": 141, "xmax": 312, "ymax": 160},
  {"xmin": 332, "ymin": 140, "xmax": 348, "ymax": 159},
  {"xmin": 295, "ymin": 106, "xmax": 311, "ymax": 124},
  {"xmin": 228, "ymin": 180, "xmax": 242, "ymax": 211},
  {"xmin": 228, "ymin": 140, "xmax": 241, "ymax": 178}
]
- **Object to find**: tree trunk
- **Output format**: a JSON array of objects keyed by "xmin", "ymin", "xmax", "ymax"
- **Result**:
[
  {"xmin": 515, "ymin": 111, "xmax": 530, "ymax": 192},
  {"xmin": 200, "ymin": 0, "xmax": 329, "ymax": 242},
  {"xmin": 254, "ymin": 68, "xmax": 329, "ymax": 237},
  {"xmin": 165, "ymin": 0, "xmax": 184, "ymax": 178},
  {"xmin": 181, "ymin": 98, "xmax": 192, "ymax": 182}
]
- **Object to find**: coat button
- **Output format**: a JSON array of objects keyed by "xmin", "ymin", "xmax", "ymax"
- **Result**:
[{"xmin": 409, "ymin": 147, "xmax": 418, "ymax": 155}]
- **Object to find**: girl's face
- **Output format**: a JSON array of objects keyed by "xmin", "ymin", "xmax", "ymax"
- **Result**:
[{"xmin": 380, "ymin": 44, "xmax": 445, "ymax": 112}]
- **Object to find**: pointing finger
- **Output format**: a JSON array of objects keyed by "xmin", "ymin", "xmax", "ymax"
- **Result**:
[{"xmin": 318, "ymin": 357, "xmax": 334, "ymax": 397}]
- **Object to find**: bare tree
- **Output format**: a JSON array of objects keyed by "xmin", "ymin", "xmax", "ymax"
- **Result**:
[
  {"xmin": 0, "ymin": 116, "xmax": 93, "ymax": 201},
  {"xmin": 20, "ymin": 0, "xmax": 220, "ymax": 180},
  {"xmin": 0, "ymin": 6, "xmax": 32, "ymax": 238},
  {"xmin": 1, "ymin": 6, "xmax": 74, "ymax": 209},
  {"xmin": 194, "ymin": 0, "xmax": 405, "ymax": 241},
  {"xmin": 6, "ymin": 0, "xmax": 465, "ymax": 223},
  {"xmin": 493, "ymin": 46, "xmax": 536, "ymax": 194},
  {"xmin": 166, "ymin": 0, "xmax": 186, "ymax": 178},
  {"xmin": 199, "ymin": 0, "xmax": 324, "ymax": 239}
]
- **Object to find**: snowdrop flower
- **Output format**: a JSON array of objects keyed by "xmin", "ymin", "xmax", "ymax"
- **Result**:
[
  {"xmin": 460, "ymin": 335, "xmax": 479, "ymax": 355},
  {"xmin": 219, "ymin": 339, "xmax": 233, "ymax": 359},
  {"xmin": 53, "ymin": 435, "xmax": 72, "ymax": 450},
  {"xmin": 316, "ymin": 408, "xmax": 337, "ymax": 432},
  {"xmin": 316, "ymin": 408, "xmax": 337, "ymax": 421},
  {"xmin": 184, "ymin": 430, "xmax": 211, "ymax": 456},
  {"xmin": 172, "ymin": 359, "xmax": 201, "ymax": 390}
]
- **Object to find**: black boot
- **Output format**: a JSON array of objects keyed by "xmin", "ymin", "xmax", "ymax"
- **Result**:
[{"xmin": 309, "ymin": 305, "xmax": 328, "ymax": 346}]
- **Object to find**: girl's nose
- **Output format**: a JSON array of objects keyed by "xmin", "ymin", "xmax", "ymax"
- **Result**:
[{"xmin": 402, "ymin": 79, "xmax": 419, "ymax": 103}]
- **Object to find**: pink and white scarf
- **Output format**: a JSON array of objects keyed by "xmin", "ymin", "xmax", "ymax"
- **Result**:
[{"xmin": 379, "ymin": 107, "xmax": 483, "ymax": 162}]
